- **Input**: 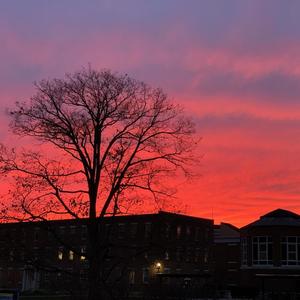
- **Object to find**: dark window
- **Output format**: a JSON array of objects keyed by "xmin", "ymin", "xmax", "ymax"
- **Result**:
[
  {"xmin": 118, "ymin": 223, "xmax": 125, "ymax": 239},
  {"xmin": 34, "ymin": 228, "xmax": 40, "ymax": 241},
  {"xmin": 195, "ymin": 248, "xmax": 200, "ymax": 262},
  {"xmin": 142, "ymin": 268, "xmax": 149, "ymax": 284},
  {"xmin": 129, "ymin": 223, "xmax": 138, "ymax": 238},
  {"xmin": 165, "ymin": 223, "xmax": 171, "ymax": 240},
  {"xmin": 59, "ymin": 226, "xmax": 65, "ymax": 236},
  {"xmin": 195, "ymin": 227, "xmax": 201, "ymax": 241},
  {"xmin": 186, "ymin": 226, "xmax": 191, "ymax": 238},
  {"xmin": 144, "ymin": 223, "xmax": 152, "ymax": 239},
  {"xmin": 81, "ymin": 225, "xmax": 87, "ymax": 240},
  {"xmin": 70, "ymin": 226, "xmax": 76, "ymax": 235},
  {"xmin": 252, "ymin": 236, "xmax": 273, "ymax": 265},
  {"xmin": 176, "ymin": 225, "xmax": 182, "ymax": 239},
  {"xmin": 128, "ymin": 269, "xmax": 135, "ymax": 284},
  {"xmin": 281, "ymin": 236, "xmax": 300, "ymax": 265},
  {"xmin": 176, "ymin": 247, "xmax": 182, "ymax": 262}
]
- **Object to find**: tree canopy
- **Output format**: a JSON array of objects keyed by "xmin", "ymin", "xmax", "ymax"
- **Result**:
[{"xmin": 0, "ymin": 68, "xmax": 198, "ymax": 222}]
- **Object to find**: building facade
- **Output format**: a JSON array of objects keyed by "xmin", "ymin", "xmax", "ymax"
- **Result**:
[
  {"xmin": 240, "ymin": 209, "xmax": 300, "ymax": 298},
  {"xmin": 0, "ymin": 211, "xmax": 213, "ymax": 298},
  {"xmin": 4, "ymin": 207, "xmax": 300, "ymax": 298}
]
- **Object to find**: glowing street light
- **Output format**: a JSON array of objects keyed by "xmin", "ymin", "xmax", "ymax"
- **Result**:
[{"xmin": 155, "ymin": 262, "xmax": 162, "ymax": 273}]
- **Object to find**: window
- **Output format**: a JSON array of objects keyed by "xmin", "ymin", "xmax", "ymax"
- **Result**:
[
  {"xmin": 241, "ymin": 237, "xmax": 248, "ymax": 265},
  {"xmin": 11, "ymin": 228, "xmax": 16, "ymax": 241},
  {"xmin": 44, "ymin": 272, "xmax": 50, "ymax": 283},
  {"xmin": 142, "ymin": 268, "xmax": 149, "ymax": 284},
  {"xmin": 128, "ymin": 270, "xmax": 135, "ymax": 284},
  {"xmin": 195, "ymin": 248, "xmax": 200, "ymax": 262},
  {"xmin": 47, "ymin": 229, "xmax": 53, "ymax": 240},
  {"xmin": 80, "ymin": 246, "xmax": 86, "ymax": 261},
  {"xmin": 33, "ymin": 247, "xmax": 39, "ymax": 261},
  {"xmin": 144, "ymin": 223, "xmax": 152, "ymax": 239},
  {"xmin": 186, "ymin": 247, "xmax": 192, "ymax": 262},
  {"xmin": 80, "ymin": 270, "xmax": 87, "ymax": 281},
  {"xmin": 195, "ymin": 227, "xmax": 201, "ymax": 241},
  {"xmin": 204, "ymin": 248, "xmax": 209, "ymax": 264},
  {"xmin": 81, "ymin": 225, "xmax": 87, "ymax": 240},
  {"xmin": 66, "ymin": 268, "xmax": 72, "ymax": 283},
  {"xmin": 186, "ymin": 226, "xmax": 191, "ymax": 238},
  {"xmin": 69, "ymin": 250, "xmax": 74, "ymax": 261},
  {"xmin": 105, "ymin": 246, "xmax": 114, "ymax": 261},
  {"xmin": 20, "ymin": 250, "xmax": 25, "ymax": 261},
  {"xmin": 5, "ymin": 230, "xmax": 10, "ymax": 240},
  {"xmin": 162, "ymin": 268, "xmax": 171, "ymax": 285},
  {"xmin": 34, "ymin": 228, "xmax": 39, "ymax": 241},
  {"xmin": 118, "ymin": 223, "xmax": 125, "ymax": 239},
  {"xmin": 176, "ymin": 247, "xmax": 182, "ymax": 262},
  {"xmin": 59, "ymin": 226, "xmax": 65, "ymax": 235},
  {"xmin": 176, "ymin": 225, "xmax": 182, "ymax": 239},
  {"xmin": 58, "ymin": 247, "xmax": 63, "ymax": 261},
  {"xmin": 105, "ymin": 224, "xmax": 111, "ymax": 236},
  {"xmin": 281, "ymin": 236, "xmax": 300, "ymax": 265},
  {"xmin": 70, "ymin": 226, "xmax": 76, "ymax": 235},
  {"xmin": 21, "ymin": 229, "xmax": 26, "ymax": 241},
  {"xmin": 129, "ymin": 223, "xmax": 138, "ymax": 238},
  {"xmin": 45, "ymin": 246, "xmax": 50, "ymax": 256},
  {"xmin": 205, "ymin": 228, "xmax": 210, "ymax": 240},
  {"xmin": 165, "ymin": 223, "xmax": 171, "ymax": 239},
  {"xmin": 252, "ymin": 236, "xmax": 273, "ymax": 265},
  {"xmin": 165, "ymin": 250, "xmax": 169, "ymax": 260},
  {"xmin": 9, "ymin": 250, "xmax": 14, "ymax": 262}
]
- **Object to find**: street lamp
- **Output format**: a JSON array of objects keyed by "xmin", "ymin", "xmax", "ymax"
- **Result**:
[{"xmin": 155, "ymin": 262, "xmax": 162, "ymax": 273}]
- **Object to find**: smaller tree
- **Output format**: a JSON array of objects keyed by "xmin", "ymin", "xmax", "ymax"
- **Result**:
[{"xmin": 0, "ymin": 68, "xmax": 199, "ymax": 299}]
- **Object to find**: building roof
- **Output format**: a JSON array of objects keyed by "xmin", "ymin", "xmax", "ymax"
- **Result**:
[
  {"xmin": 0, "ymin": 210, "xmax": 213, "ymax": 227},
  {"xmin": 214, "ymin": 222, "xmax": 240, "ymax": 243},
  {"xmin": 241, "ymin": 208, "xmax": 300, "ymax": 229},
  {"xmin": 262, "ymin": 208, "xmax": 300, "ymax": 219}
]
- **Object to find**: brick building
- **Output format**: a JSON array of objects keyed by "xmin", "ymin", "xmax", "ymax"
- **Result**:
[
  {"xmin": 0, "ymin": 211, "xmax": 213, "ymax": 298},
  {"xmin": 240, "ymin": 208, "xmax": 300, "ymax": 298}
]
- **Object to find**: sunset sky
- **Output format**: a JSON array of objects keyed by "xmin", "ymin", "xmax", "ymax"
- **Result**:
[{"xmin": 1, "ymin": 1, "xmax": 300, "ymax": 226}]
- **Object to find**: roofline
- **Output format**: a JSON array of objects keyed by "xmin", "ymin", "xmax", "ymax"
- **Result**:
[
  {"xmin": 240, "ymin": 208, "xmax": 300, "ymax": 230},
  {"xmin": 158, "ymin": 210, "xmax": 213, "ymax": 222},
  {"xmin": 220, "ymin": 222, "xmax": 240, "ymax": 231},
  {"xmin": 0, "ymin": 211, "xmax": 213, "ymax": 226}
]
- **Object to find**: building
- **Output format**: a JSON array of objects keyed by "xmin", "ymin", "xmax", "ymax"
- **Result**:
[
  {"xmin": 0, "ymin": 211, "xmax": 213, "ymax": 298},
  {"xmin": 240, "ymin": 208, "xmax": 300, "ymax": 298},
  {"xmin": 213, "ymin": 222, "xmax": 240, "ymax": 294}
]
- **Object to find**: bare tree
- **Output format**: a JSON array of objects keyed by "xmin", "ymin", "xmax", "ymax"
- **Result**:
[{"xmin": 0, "ymin": 68, "xmax": 198, "ymax": 299}]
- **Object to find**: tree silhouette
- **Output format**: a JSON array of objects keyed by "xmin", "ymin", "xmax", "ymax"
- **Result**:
[{"xmin": 0, "ymin": 68, "xmax": 199, "ymax": 299}]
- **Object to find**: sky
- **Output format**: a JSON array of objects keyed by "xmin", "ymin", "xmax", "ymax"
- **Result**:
[{"xmin": 1, "ymin": 0, "xmax": 300, "ymax": 226}]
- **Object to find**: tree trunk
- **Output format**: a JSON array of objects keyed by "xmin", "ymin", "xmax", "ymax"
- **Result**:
[
  {"xmin": 87, "ymin": 260, "xmax": 111, "ymax": 300},
  {"xmin": 87, "ymin": 248, "xmax": 100, "ymax": 300},
  {"xmin": 87, "ymin": 218, "xmax": 103, "ymax": 300}
]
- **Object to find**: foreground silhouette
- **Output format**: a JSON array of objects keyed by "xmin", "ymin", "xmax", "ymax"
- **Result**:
[{"xmin": 0, "ymin": 68, "xmax": 198, "ymax": 300}]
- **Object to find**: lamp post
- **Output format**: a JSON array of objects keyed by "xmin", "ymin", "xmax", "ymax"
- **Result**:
[
  {"xmin": 155, "ymin": 262, "xmax": 162, "ymax": 273},
  {"xmin": 154, "ymin": 262, "xmax": 163, "ymax": 300}
]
